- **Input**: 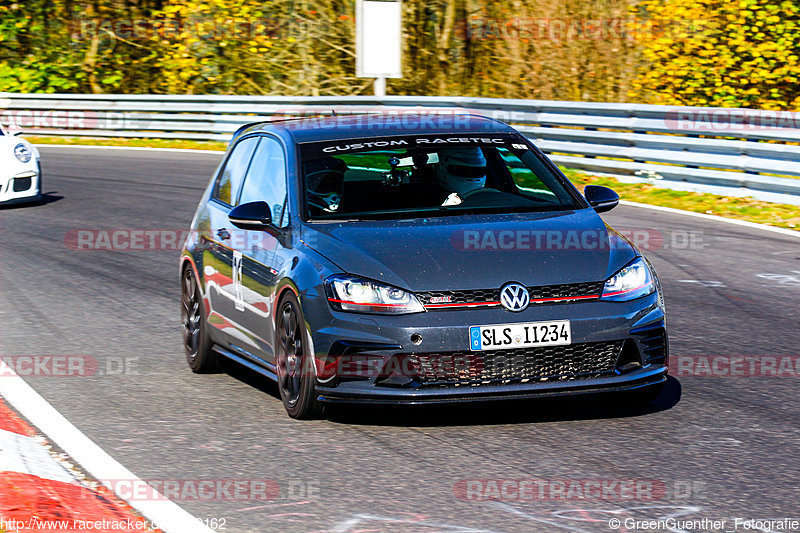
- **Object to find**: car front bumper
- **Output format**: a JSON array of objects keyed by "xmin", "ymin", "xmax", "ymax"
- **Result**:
[
  {"xmin": 0, "ymin": 169, "xmax": 41, "ymax": 205},
  {"xmin": 304, "ymin": 290, "xmax": 668, "ymax": 404},
  {"xmin": 315, "ymin": 365, "xmax": 667, "ymax": 405}
]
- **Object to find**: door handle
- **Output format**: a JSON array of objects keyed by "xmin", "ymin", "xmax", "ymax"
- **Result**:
[{"xmin": 216, "ymin": 228, "xmax": 231, "ymax": 240}]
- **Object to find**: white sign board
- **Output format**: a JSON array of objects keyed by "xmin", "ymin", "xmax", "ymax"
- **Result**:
[{"xmin": 356, "ymin": 0, "xmax": 402, "ymax": 78}]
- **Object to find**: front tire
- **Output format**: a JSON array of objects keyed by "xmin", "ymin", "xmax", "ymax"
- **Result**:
[
  {"xmin": 181, "ymin": 265, "xmax": 220, "ymax": 373},
  {"xmin": 275, "ymin": 291, "xmax": 320, "ymax": 419}
]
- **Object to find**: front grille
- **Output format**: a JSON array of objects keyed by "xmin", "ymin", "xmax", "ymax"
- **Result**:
[
  {"xmin": 12, "ymin": 177, "xmax": 32, "ymax": 192},
  {"xmin": 417, "ymin": 288, "xmax": 498, "ymax": 305},
  {"xmin": 530, "ymin": 281, "xmax": 604, "ymax": 300},
  {"xmin": 401, "ymin": 340, "xmax": 623, "ymax": 386},
  {"xmin": 416, "ymin": 281, "xmax": 604, "ymax": 308}
]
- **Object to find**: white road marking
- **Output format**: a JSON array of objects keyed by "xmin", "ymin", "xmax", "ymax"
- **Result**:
[
  {"xmin": 694, "ymin": 437, "xmax": 742, "ymax": 447},
  {"xmin": 620, "ymin": 201, "xmax": 800, "ymax": 239},
  {"xmin": 755, "ymin": 271, "xmax": 800, "ymax": 286},
  {"xmin": 236, "ymin": 500, "xmax": 313, "ymax": 513},
  {"xmin": 676, "ymin": 280, "xmax": 726, "ymax": 288},
  {"xmin": 490, "ymin": 502, "xmax": 594, "ymax": 533},
  {"xmin": 0, "ymin": 359, "xmax": 216, "ymax": 533},
  {"xmin": 492, "ymin": 502, "xmax": 705, "ymax": 533},
  {"xmin": 551, "ymin": 505, "xmax": 704, "ymax": 533},
  {"xmin": 331, "ymin": 513, "xmax": 501, "ymax": 533}
]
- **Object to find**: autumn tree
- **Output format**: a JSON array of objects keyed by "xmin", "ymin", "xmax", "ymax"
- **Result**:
[
  {"xmin": 631, "ymin": 0, "xmax": 800, "ymax": 109},
  {"xmin": 2, "ymin": 0, "xmax": 799, "ymax": 111}
]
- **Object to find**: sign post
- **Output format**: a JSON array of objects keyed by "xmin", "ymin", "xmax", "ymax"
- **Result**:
[{"xmin": 356, "ymin": 0, "xmax": 402, "ymax": 98}]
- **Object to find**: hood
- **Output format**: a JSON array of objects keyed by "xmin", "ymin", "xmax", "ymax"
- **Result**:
[{"xmin": 301, "ymin": 209, "xmax": 637, "ymax": 291}]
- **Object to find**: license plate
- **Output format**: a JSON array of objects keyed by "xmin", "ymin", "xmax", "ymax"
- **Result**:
[{"xmin": 469, "ymin": 320, "xmax": 571, "ymax": 351}]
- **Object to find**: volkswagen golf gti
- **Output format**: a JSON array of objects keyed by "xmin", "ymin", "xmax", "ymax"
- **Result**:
[{"xmin": 180, "ymin": 113, "xmax": 668, "ymax": 418}]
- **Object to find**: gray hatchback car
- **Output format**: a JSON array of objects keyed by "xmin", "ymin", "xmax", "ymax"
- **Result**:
[{"xmin": 180, "ymin": 113, "xmax": 668, "ymax": 418}]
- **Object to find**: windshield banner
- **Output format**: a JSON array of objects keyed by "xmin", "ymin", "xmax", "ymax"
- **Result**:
[{"xmin": 299, "ymin": 133, "xmax": 526, "ymax": 158}]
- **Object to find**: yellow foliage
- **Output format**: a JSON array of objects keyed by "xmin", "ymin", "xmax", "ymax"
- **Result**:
[
  {"xmin": 631, "ymin": 0, "xmax": 800, "ymax": 109},
  {"xmin": 148, "ymin": 0, "xmax": 355, "ymax": 95}
]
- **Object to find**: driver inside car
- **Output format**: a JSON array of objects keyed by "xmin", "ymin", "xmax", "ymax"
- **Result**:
[
  {"xmin": 434, "ymin": 146, "xmax": 487, "ymax": 206},
  {"xmin": 306, "ymin": 156, "xmax": 347, "ymax": 214}
]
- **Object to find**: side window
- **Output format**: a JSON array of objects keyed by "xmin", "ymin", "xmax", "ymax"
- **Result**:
[
  {"xmin": 239, "ymin": 136, "xmax": 288, "ymax": 227},
  {"xmin": 213, "ymin": 137, "xmax": 259, "ymax": 206}
]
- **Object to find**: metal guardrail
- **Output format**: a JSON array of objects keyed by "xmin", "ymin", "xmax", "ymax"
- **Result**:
[{"xmin": 2, "ymin": 93, "xmax": 800, "ymax": 198}]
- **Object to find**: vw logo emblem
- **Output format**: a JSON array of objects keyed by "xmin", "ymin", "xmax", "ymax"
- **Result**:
[{"xmin": 500, "ymin": 282, "xmax": 530, "ymax": 312}]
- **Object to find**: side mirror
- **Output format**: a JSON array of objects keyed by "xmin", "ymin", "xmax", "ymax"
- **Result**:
[
  {"xmin": 584, "ymin": 185, "xmax": 619, "ymax": 213},
  {"xmin": 228, "ymin": 201, "xmax": 277, "ymax": 233}
]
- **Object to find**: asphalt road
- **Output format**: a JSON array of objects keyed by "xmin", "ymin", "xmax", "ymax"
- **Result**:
[{"xmin": 1, "ymin": 146, "xmax": 799, "ymax": 533}]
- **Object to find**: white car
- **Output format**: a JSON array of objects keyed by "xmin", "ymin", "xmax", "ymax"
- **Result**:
[{"xmin": 0, "ymin": 125, "xmax": 41, "ymax": 205}]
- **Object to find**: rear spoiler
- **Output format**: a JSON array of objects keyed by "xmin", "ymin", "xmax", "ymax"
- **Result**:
[
  {"xmin": 228, "ymin": 121, "xmax": 264, "ymax": 148},
  {"xmin": 228, "ymin": 115, "xmax": 325, "ymax": 148}
]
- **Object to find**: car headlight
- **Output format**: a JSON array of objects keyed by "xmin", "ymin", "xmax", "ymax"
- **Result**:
[
  {"xmin": 601, "ymin": 257, "xmax": 655, "ymax": 301},
  {"xmin": 324, "ymin": 274, "xmax": 424, "ymax": 314},
  {"xmin": 14, "ymin": 143, "xmax": 32, "ymax": 163}
]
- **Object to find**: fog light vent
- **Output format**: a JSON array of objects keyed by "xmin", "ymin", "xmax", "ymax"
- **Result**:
[
  {"xmin": 615, "ymin": 339, "xmax": 642, "ymax": 374},
  {"xmin": 13, "ymin": 177, "xmax": 31, "ymax": 192}
]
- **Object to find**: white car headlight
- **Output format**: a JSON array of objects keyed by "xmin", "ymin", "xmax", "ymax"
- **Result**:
[
  {"xmin": 325, "ymin": 274, "xmax": 424, "ymax": 314},
  {"xmin": 601, "ymin": 257, "xmax": 655, "ymax": 301},
  {"xmin": 14, "ymin": 143, "xmax": 32, "ymax": 163}
]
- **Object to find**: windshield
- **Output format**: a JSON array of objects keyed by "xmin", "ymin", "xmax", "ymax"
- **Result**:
[{"xmin": 300, "ymin": 134, "xmax": 582, "ymax": 220}]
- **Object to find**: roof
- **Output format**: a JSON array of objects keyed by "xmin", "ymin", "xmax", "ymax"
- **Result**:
[{"xmin": 233, "ymin": 113, "xmax": 515, "ymax": 144}]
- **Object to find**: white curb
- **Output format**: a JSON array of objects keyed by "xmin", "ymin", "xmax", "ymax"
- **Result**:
[{"xmin": 0, "ymin": 360, "xmax": 215, "ymax": 533}]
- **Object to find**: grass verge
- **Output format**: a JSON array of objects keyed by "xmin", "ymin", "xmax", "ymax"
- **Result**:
[
  {"xmin": 27, "ymin": 135, "xmax": 226, "ymax": 151},
  {"xmin": 561, "ymin": 167, "xmax": 800, "ymax": 232}
]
